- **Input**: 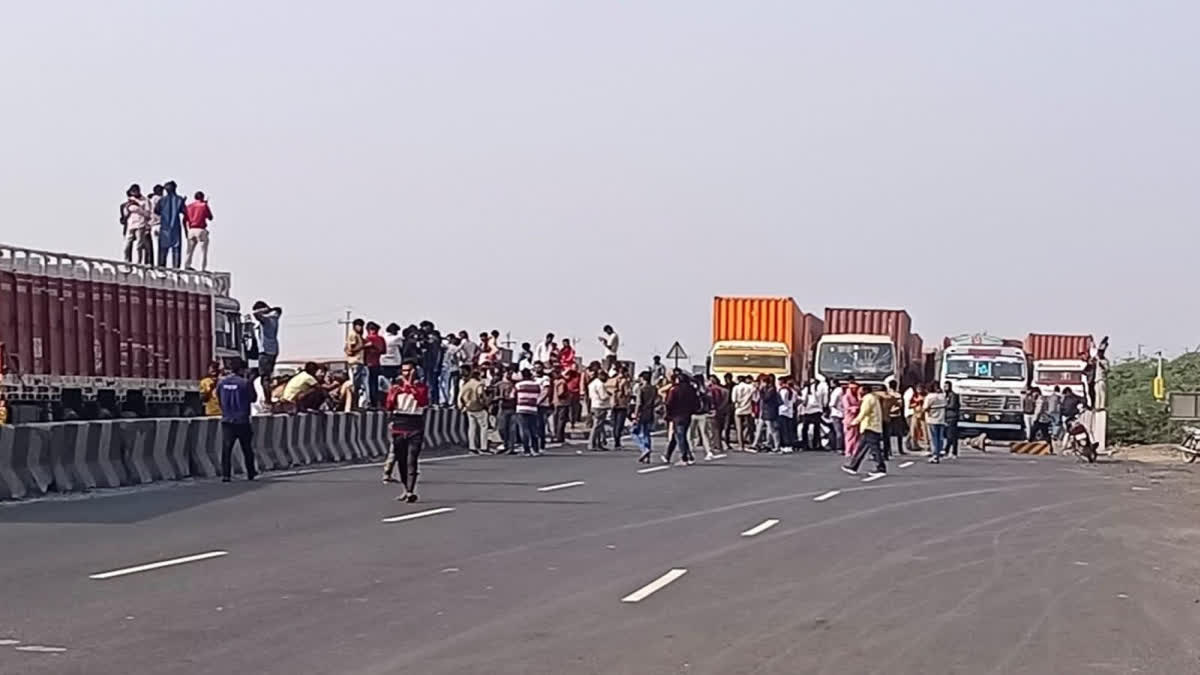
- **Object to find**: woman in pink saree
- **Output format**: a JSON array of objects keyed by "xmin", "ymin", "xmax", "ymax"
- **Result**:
[{"xmin": 842, "ymin": 381, "xmax": 862, "ymax": 458}]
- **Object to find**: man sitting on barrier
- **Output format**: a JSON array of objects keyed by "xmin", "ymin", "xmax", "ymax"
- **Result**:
[
  {"xmin": 278, "ymin": 362, "xmax": 328, "ymax": 412},
  {"xmin": 383, "ymin": 361, "xmax": 430, "ymax": 502}
]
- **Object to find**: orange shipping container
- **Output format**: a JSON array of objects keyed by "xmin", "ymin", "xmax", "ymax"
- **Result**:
[
  {"xmin": 1025, "ymin": 334, "xmax": 1092, "ymax": 361},
  {"xmin": 712, "ymin": 296, "xmax": 806, "ymax": 376}
]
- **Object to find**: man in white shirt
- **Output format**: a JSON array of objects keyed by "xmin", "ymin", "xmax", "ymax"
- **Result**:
[
  {"xmin": 533, "ymin": 332, "xmax": 556, "ymax": 366},
  {"xmin": 828, "ymin": 380, "xmax": 846, "ymax": 453},
  {"xmin": 457, "ymin": 330, "xmax": 478, "ymax": 367},
  {"xmin": 599, "ymin": 325, "xmax": 620, "ymax": 370},
  {"xmin": 587, "ymin": 370, "xmax": 613, "ymax": 450},
  {"xmin": 731, "ymin": 376, "xmax": 756, "ymax": 452},
  {"xmin": 381, "ymin": 324, "xmax": 404, "ymax": 380},
  {"xmin": 800, "ymin": 379, "xmax": 825, "ymax": 450},
  {"xmin": 777, "ymin": 377, "xmax": 798, "ymax": 452}
]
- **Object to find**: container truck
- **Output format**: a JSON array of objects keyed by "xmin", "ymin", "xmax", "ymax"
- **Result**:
[
  {"xmin": 939, "ymin": 333, "xmax": 1029, "ymax": 436},
  {"xmin": 709, "ymin": 297, "xmax": 814, "ymax": 382},
  {"xmin": 814, "ymin": 308, "xmax": 915, "ymax": 387},
  {"xmin": 1025, "ymin": 334, "xmax": 1093, "ymax": 396},
  {"xmin": 0, "ymin": 243, "xmax": 245, "ymax": 422}
]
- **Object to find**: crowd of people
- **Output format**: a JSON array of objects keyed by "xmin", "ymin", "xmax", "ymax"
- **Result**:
[{"xmin": 119, "ymin": 181, "xmax": 214, "ymax": 271}]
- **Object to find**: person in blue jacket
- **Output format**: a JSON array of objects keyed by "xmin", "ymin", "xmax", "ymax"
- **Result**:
[{"xmin": 155, "ymin": 180, "xmax": 186, "ymax": 268}]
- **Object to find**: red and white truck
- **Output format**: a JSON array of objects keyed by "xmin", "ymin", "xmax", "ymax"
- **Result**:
[
  {"xmin": 815, "ymin": 308, "xmax": 921, "ymax": 388},
  {"xmin": 1025, "ymin": 333, "xmax": 1094, "ymax": 396},
  {"xmin": 0, "ymin": 243, "xmax": 245, "ymax": 422}
]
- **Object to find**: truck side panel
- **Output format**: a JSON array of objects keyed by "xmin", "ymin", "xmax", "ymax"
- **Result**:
[
  {"xmin": 46, "ymin": 276, "xmax": 64, "ymax": 376},
  {"xmin": 61, "ymin": 278, "xmax": 79, "ymax": 376},
  {"xmin": 0, "ymin": 272, "xmax": 14, "ymax": 372},
  {"xmin": 801, "ymin": 313, "xmax": 824, "ymax": 380},
  {"xmin": 153, "ymin": 286, "xmax": 168, "ymax": 380},
  {"xmin": 197, "ymin": 294, "xmax": 213, "ymax": 378},
  {"xmin": 1024, "ymin": 334, "xmax": 1092, "ymax": 361},
  {"xmin": 712, "ymin": 296, "xmax": 803, "ymax": 353}
]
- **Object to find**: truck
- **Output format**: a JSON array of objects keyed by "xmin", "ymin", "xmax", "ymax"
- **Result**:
[
  {"xmin": 0, "ymin": 243, "xmax": 245, "ymax": 422},
  {"xmin": 939, "ymin": 333, "xmax": 1029, "ymax": 436},
  {"xmin": 1025, "ymin": 333, "xmax": 1093, "ymax": 397},
  {"xmin": 814, "ymin": 308, "xmax": 917, "ymax": 387},
  {"xmin": 709, "ymin": 296, "xmax": 818, "ymax": 382}
]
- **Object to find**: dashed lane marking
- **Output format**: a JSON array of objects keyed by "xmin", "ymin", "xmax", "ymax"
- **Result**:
[
  {"xmin": 89, "ymin": 551, "xmax": 229, "ymax": 580},
  {"xmin": 638, "ymin": 465, "xmax": 671, "ymax": 474},
  {"xmin": 15, "ymin": 646, "xmax": 66, "ymax": 653},
  {"xmin": 861, "ymin": 473, "xmax": 886, "ymax": 483},
  {"xmin": 899, "ymin": 461, "xmax": 915, "ymax": 469},
  {"xmin": 621, "ymin": 568, "xmax": 688, "ymax": 603},
  {"xmin": 381, "ymin": 507, "xmax": 456, "ymax": 524},
  {"xmin": 740, "ymin": 519, "xmax": 780, "ymax": 537},
  {"xmin": 813, "ymin": 490, "xmax": 841, "ymax": 502},
  {"xmin": 538, "ymin": 481, "xmax": 586, "ymax": 492}
]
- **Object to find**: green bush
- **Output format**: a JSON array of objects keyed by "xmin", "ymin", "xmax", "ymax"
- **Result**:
[{"xmin": 1108, "ymin": 352, "xmax": 1200, "ymax": 445}]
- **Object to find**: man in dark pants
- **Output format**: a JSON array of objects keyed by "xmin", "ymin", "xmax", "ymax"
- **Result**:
[
  {"xmin": 944, "ymin": 381, "xmax": 961, "ymax": 458},
  {"xmin": 842, "ymin": 384, "xmax": 887, "ymax": 476},
  {"xmin": 384, "ymin": 361, "xmax": 430, "ymax": 502},
  {"xmin": 218, "ymin": 358, "xmax": 257, "ymax": 482}
]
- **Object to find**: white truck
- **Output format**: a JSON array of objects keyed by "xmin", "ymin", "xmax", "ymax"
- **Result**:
[{"xmin": 939, "ymin": 334, "xmax": 1029, "ymax": 436}]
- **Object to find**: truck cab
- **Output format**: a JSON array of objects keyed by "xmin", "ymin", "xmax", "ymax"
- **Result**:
[
  {"xmin": 814, "ymin": 333, "xmax": 897, "ymax": 387},
  {"xmin": 709, "ymin": 340, "xmax": 795, "ymax": 382},
  {"xmin": 940, "ymin": 335, "xmax": 1028, "ymax": 435}
]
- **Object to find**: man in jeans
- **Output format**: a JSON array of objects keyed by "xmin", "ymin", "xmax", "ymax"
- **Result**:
[
  {"xmin": 217, "ymin": 358, "xmax": 256, "ymax": 482},
  {"xmin": 495, "ymin": 367, "xmax": 518, "ymax": 454},
  {"xmin": 608, "ymin": 365, "xmax": 632, "ymax": 449},
  {"xmin": 252, "ymin": 301, "xmax": 282, "ymax": 405},
  {"xmin": 345, "ymin": 319, "xmax": 367, "ymax": 409},
  {"xmin": 632, "ymin": 371, "xmax": 659, "ymax": 463},
  {"xmin": 842, "ymin": 384, "xmax": 886, "ymax": 476},
  {"xmin": 457, "ymin": 366, "xmax": 490, "ymax": 453}
]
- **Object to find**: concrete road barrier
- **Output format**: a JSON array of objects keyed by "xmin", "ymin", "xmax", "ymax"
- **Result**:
[
  {"xmin": 0, "ymin": 408, "xmax": 470, "ymax": 500},
  {"xmin": 0, "ymin": 425, "xmax": 54, "ymax": 499},
  {"xmin": 52, "ymin": 421, "xmax": 131, "ymax": 490}
]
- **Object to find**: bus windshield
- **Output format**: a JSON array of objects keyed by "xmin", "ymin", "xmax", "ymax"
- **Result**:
[{"xmin": 817, "ymin": 343, "xmax": 894, "ymax": 379}]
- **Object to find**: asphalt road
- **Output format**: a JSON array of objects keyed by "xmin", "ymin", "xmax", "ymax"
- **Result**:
[{"xmin": 3, "ymin": 440, "xmax": 1200, "ymax": 675}]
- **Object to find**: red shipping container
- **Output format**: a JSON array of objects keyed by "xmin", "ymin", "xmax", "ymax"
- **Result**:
[
  {"xmin": 712, "ymin": 296, "xmax": 808, "ymax": 378},
  {"xmin": 0, "ymin": 272, "xmax": 14, "ymax": 367},
  {"xmin": 824, "ymin": 307, "xmax": 915, "ymax": 374},
  {"xmin": 176, "ymin": 289, "xmax": 191, "ymax": 380},
  {"xmin": 801, "ymin": 313, "xmax": 824, "ymax": 379},
  {"xmin": 88, "ymin": 280, "xmax": 103, "ymax": 376},
  {"xmin": 153, "ymin": 286, "xmax": 168, "ymax": 380},
  {"xmin": 100, "ymin": 282, "xmax": 119, "ymax": 378},
  {"xmin": 165, "ymin": 289, "xmax": 180, "ymax": 380},
  {"xmin": 117, "ymin": 284, "xmax": 131, "ymax": 377},
  {"xmin": 14, "ymin": 275, "xmax": 34, "ymax": 375},
  {"xmin": 30, "ymin": 274, "xmax": 48, "ymax": 374},
  {"xmin": 1024, "ymin": 334, "xmax": 1092, "ymax": 361}
]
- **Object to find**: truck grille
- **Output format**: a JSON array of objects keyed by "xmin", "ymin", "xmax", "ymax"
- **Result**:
[{"xmin": 962, "ymin": 395, "xmax": 1021, "ymax": 412}]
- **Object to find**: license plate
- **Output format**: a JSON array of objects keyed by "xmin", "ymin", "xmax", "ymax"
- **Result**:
[{"xmin": 975, "ymin": 414, "xmax": 990, "ymax": 423}]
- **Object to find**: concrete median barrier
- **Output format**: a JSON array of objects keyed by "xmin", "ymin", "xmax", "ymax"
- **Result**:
[
  {"xmin": 361, "ymin": 411, "xmax": 389, "ymax": 458},
  {"xmin": 0, "ymin": 425, "xmax": 54, "ymax": 499},
  {"xmin": 52, "ymin": 421, "xmax": 131, "ymax": 491},
  {"xmin": 121, "ymin": 419, "xmax": 193, "ymax": 484},
  {"xmin": 252, "ymin": 415, "xmax": 292, "ymax": 471},
  {"xmin": 424, "ymin": 408, "xmax": 467, "ymax": 448}
]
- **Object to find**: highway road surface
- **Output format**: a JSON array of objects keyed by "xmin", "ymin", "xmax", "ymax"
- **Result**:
[{"xmin": 3, "ymin": 443, "xmax": 1200, "ymax": 674}]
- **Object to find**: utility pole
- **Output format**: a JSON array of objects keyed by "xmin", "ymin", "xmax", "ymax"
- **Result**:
[{"xmin": 336, "ymin": 310, "xmax": 353, "ymax": 340}]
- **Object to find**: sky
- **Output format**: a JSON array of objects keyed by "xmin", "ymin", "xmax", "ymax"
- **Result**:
[{"xmin": 2, "ymin": 1, "xmax": 1197, "ymax": 368}]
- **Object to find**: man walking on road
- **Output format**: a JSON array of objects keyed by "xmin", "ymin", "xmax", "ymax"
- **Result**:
[
  {"xmin": 777, "ymin": 376, "xmax": 797, "ymax": 452},
  {"xmin": 383, "ymin": 362, "xmax": 430, "ymax": 502},
  {"xmin": 632, "ymin": 370, "xmax": 659, "ymax": 463},
  {"xmin": 588, "ymin": 369, "xmax": 613, "ymax": 450},
  {"xmin": 828, "ymin": 379, "xmax": 845, "ymax": 453},
  {"xmin": 708, "ymin": 375, "xmax": 730, "ymax": 453},
  {"xmin": 664, "ymin": 372, "xmax": 701, "ymax": 465},
  {"xmin": 218, "ymin": 358, "xmax": 256, "ymax": 483},
  {"xmin": 925, "ymin": 382, "xmax": 948, "ymax": 463},
  {"xmin": 800, "ymin": 379, "xmax": 825, "ymax": 451},
  {"xmin": 688, "ymin": 375, "xmax": 717, "ymax": 460},
  {"xmin": 842, "ymin": 384, "xmax": 887, "ymax": 477},
  {"xmin": 515, "ymin": 369, "xmax": 544, "ymax": 456},
  {"xmin": 944, "ymin": 381, "xmax": 961, "ymax": 458},
  {"xmin": 608, "ymin": 365, "xmax": 633, "ymax": 449}
]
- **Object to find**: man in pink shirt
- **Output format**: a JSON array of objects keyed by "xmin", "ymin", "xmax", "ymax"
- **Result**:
[{"xmin": 184, "ymin": 191, "xmax": 214, "ymax": 271}]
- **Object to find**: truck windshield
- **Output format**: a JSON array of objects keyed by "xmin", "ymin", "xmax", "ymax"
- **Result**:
[
  {"xmin": 817, "ymin": 343, "xmax": 894, "ymax": 378},
  {"xmin": 711, "ymin": 353, "xmax": 789, "ymax": 372},
  {"xmin": 945, "ymin": 357, "xmax": 1025, "ymax": 381}
]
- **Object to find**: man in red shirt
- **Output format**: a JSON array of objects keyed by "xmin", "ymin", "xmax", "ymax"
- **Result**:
[
  {"xmin": 383, "ymin": 361, "xmax": 429, "ymax": 502},
  {"xmin": 363, "ymin": 321, "xmax": 386, "ymax": 408},
  {"xmin": 183, "ymin": 191, "xmax": 214, "ymax": 271}
]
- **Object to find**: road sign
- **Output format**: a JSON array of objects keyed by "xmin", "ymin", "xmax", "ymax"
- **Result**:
[{"xmin": 665, "ymin": 342, "xmax": 688, "ymax": 360}]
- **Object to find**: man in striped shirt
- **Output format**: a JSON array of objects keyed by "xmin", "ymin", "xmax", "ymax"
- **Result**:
[
  {"xmin": 515, "ymin": 369, "xmax": 544, "ymax": 456},
  {"xmin": 383, "ymin": 362, "xmax": 430, "ymax": 502}
]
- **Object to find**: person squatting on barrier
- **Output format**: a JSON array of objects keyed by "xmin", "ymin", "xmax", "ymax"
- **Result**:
[
  {"xmin": 218, "ymin": 357, "xmax": 257, "ymax": 482},
  {"xmin": 383, "ymin": 361, "xmax": 430, "ymax": 502}
]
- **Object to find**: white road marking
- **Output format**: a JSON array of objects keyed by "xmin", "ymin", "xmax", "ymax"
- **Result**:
[
  {"xmin": 381, "ymin": 507, "xmax": 456, "ymax": 523},
  {"xmin": 621, "ymin": 568, "xmax": 688, "ymax": 603},
  {"xmin": 638, "ymin": 465, "xmax": 670, "ymax": 474},
  {"xmin": 15, "ymin": 646, "xmax": 67, "ymax": 653},
  {"xmin": 712, "ymin": 453, "xmax": 728, "ymax": 460},
  {"xmin": 1073, "ymin": 561, "xmax": 1090, "ymax": 566},
  {"xmin": 1131, "ymin": 486, "xmax": 1152, "ymax": 491},
  {"xmin": 538, "ymin": 481, "xmax": 586, "ymax": 492},
  {"xmin": 899, "ymin": 461, "xmax": 915, "ymax": 469},
  {"xmin": 89, "ymin": 551, "xmax": 229, "ymax": 580},
  {"xmin": 1117, "ymin": 593, "xmax": 1129, "ymax": 599},
  {"xmin": 740, "ymin": 519, "xmax": 780, "ymax": 537},
  {"xmin": 861, "ymin": 473, "xmax": 886, "ymax": 483},
  {"xmin": 813, "ymin": 490, "xmax": 841, "ymax": 502},
  {"xmin": 0, "ymin": 640, "xmax": 19, "ymax": 646}
]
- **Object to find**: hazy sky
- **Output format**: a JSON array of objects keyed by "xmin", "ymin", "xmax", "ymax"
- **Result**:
[{"xmin": 3, "ymin": 1, "xmax": 1196, "ymax": 366}]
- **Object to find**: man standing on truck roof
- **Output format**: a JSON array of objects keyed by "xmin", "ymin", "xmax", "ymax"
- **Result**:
[
  {"xmin": 121, "ymin": 184, "xmax": 152, "ymax": 264},
  {"xmin": 183, "ymin": 191, "xmax": 213, "ymax": 271},
  {"xmin": 252, "ymin": 301, "xmax": 282, "ymax": 405},
  {"xmin": 155, "ymin": 180, "xmax": 186, "ymax": 268}
]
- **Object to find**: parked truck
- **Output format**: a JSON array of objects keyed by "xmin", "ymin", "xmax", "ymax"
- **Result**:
[
  {"xmin": 938, "ymin": 333, "xmax": 1028, "ymax": 436},
  {"xmin": 0, "ymin": 243, "xmax": 245, "ymax": 422},
  {"xmin": 1025, "ymin": 333, "xmax": 1093, "ymax": 396},
  {"xmin": 709, "ymin": 296, "xmax": 818, "ymax": 382},
  {"xmin": 814, "ymin": 308, "xmax": 917, "ymax": 387}
]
